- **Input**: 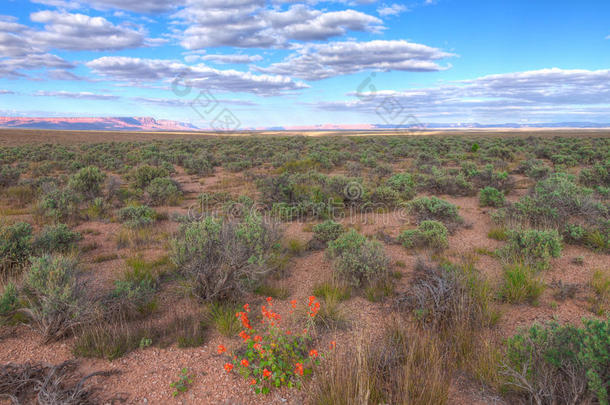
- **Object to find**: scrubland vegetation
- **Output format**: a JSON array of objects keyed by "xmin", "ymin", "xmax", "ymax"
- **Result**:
[{"xmin": 0, "ymin": 132, "xmax": 608, "ymax": 404}]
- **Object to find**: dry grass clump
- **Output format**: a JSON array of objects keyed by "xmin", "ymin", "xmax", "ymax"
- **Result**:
[
  {"xmin": 0, "ymin": 360, "xmax": 116, "ymax": 405},
  {"xmin": 308, "ymin": 321, "xmax": 450, "ymax": 405}
]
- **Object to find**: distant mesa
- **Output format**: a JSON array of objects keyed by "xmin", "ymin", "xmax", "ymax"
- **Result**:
[{"xmin": 0, "ymin": 116, "xmax": 199, "ymax": 131}]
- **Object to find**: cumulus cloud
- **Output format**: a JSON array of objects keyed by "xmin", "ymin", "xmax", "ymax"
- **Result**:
[
  {"xmin": 86, "ymin": 56, "xmax": 309, "ymax": 95},
  {"xmin": 34, "ymin": 90, "xmax": 120, "ymax": 100},
  {"xmin": 175, "ymin": 2, "xmax": 383, "ymax": 49},
  {"xmin": 316, "ymin": 68, "xmax": 610, "ymax": 122},
  {"xmin": 31, "ymin": 0, "xmax": 185, "ymax": 13},
  {"xmin": 30, "ymin": 10, "xmax": 146, "ymax": 50},
  {"xmin": 254, "ymin": 40, "xmax": 454, "ymax": 80},
  {"xmin": 194, "ymin": 54, "xmax": 264, "ymax": 64},
  {"xmin": 377, "ymin": 4, "xmax": 408, "ymax": 16},
  {"xmin": 133, "ymin": 96, "xmax": 257, "ymax": 107}
]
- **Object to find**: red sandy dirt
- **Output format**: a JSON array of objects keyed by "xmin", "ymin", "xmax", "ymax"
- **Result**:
[{"xmin": 1, "ymin": 164, "xmax": 608, "ymax": 405}]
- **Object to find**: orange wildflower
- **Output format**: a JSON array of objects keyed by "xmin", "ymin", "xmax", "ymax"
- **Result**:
[
  {"xmin": 330, "ymin": 340, "xmax": 336, "ymax": 350},
  {"xmin": 224, "ymin": 363, "xmax": 233, "ymax": 372},
  {"xmin": 243, "ymin": 303, "xmax": 250, "ymax": 312},
  {"xmin": 254, "ymin": 335, "xmax": 262, "ymax": 342},
  {"xmin": 309, "ymin": 349, "xmax": 318, "ymax": 358},
  {"xmin": 241, "ymin": 359, "xmax": 249, "ymax": 367},
  {"xmin": 250, "ymin": 378, "xmax": 257, "ymax": 386},
  {"xmin": 294, "ymin": 362, "xmax": 303, "ymax": 376},
  {"xmin": 263, "ymin": 368, "xmax": 272, "ymax": 379},
  {"xmin": 290, "ymin": 299, "xmax": 297, "ymax": 309},
  {"xmin": 217, "ymin": 344, "xmax": 226, "ymax": 354}
]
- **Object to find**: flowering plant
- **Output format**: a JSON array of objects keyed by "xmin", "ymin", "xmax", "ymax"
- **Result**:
[{"xmin": 219, "ymin": 296, "xmax": 325, "ymax": 394}]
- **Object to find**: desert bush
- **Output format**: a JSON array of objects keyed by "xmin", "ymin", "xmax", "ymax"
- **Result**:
[
  {"xmin": 408, "ymin": 196, "xmax": 462, "ymax": 226},
  {"xmin": 170, "ymin": 213, "xmax": 282, "ymax": 302},
  {"xmin": 499, "ymin": 264, "xmax": 545, "ymax": 304},
  {"xmin": 309, "ymin": 322, "xmax": 450, "ymax": 405},
  {"xmin": 68, "ymin": 166, "xmax": 106, "ymax": 200},
  {"xmin": 398, "ymin": 260, "xmax": 495, "ymax": 359},
  {"xmin": 580, "ymin": 161, "xmax": 610, "ymax": 188},
  {"xmin": 590, "ymin": 269, "xmax": 609, "ymax": 316},
  {"xmin": 37, "ymin": 188, "xmax": 81, "ymax": 223},
  {"xmin": 500, "ymin": 229, "xmax": 562, "ymax": 271},
  {"xmin": 418, "ymin": 166, "xmax": 475, "ymax": 196},
  {"xmin": 21, "ymin": 254, "xmax": 91, "ymax": 342},
  {"xmin": 563, "ymin": 223, "xmax": 586, "ymax": 244},
  {"xmin": 502, "ymin": 318, "xmax": 609, "ymax": 405},
  {"xmin": 479, "ymin": 187, "xmax": 505, "ymax": 207},
  {"xmin": 386, "ymin": 172, "xmax": 416, "ymax": 200},
  {"xmin": 369, "ymin": 186, "xmax": 400, "ymax": 206},
  {"xmin": 0, "ymin": 282, "xmax": 18, "ymax": 319},
  {"xmin": 312, "ymin": 220, "xmax": 344, "ymax": 245},
  {"xmin": 3, "ymin": 184, "xmax": 37, "ymax": 205},
  {"xmin": 128, "ymin": 164, "xmax": 168, "ymax": 189},
  {"xmin": 183, "ymin": 155, "xmax": 214, "ymax": 175},
  {"xmin": 33, "ymin": 223, "xmax": 81, "ymax": 254},
  {"xmin": 117, "ymin": 205, "xmax": 156, "ymax": 228},
  {"xmin": 0, "ymin": 221, "xmax": 32, "ymax": 274},
  {"xmin": 504, "ymin": 173, "xmax": 601, "ymax": 228},
  {"xmin": 398, "ymin": 220, "xmax": 448, "ymax": 250},
  {"xmin": 0, "ymin": 165, "xmax": 20, "ymax": 187},
  {"xmin": 326, "ymin": 229, "xmax": 390, "ymax": 289},
  {"xmin": 145, "ymin": 177, "xmax": 182, "ymax": 206}
]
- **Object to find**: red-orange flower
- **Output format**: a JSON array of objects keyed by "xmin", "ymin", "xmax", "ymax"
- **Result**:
[
  {"xmin": 250, "ymin": 378, "xmax": 257, "ymax": 386},
  {"xmin": 308, "ymin": 296, "xmax": 316, "ymax": 305},
  {"xmin": 263, "ymin": 368, "xmax": 272, "ymax": 379},
  {"xmin": 253, "ymin": 343, "xmax": 262, "ymax": 352},
  {"xmin": 241, "ymin": 359, "xmax": 249, "ymax": 367},
  {"xmin": 294, "ymin": 362, "xmax": 303, "ymax": 376},
  {"xmin": 224, "ymin": 363, "xmax": 233, "ymax": 372},
  {"xmin": 290, "ymin": 299, "xmax": 297, "ymax": 309},
  {"xmin": 309, "ymin": 349, "xmax": 318, "ymax": 358},
  {"xmin": 217, "ymin": 344, "xmax": 226, "ymax": 354},
  {"xmin": 330, "ymin": 340, "xmax": 336, "ymax": 350},
  {"xmin": 266, "ymin": 296, "xmax": 273, "ymax": 305},
  {"xmin": 239, "ymin": 330, "xmax": 251, "ymax": 341},
  {"xmin": 243, "ymin": 303, "xmax": 250, "ymax": 312},
  {"xmin": 254, "ymin": 335, "xmax": 262, "ymax": 342}
]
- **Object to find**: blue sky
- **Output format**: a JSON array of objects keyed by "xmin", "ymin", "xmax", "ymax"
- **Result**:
[{"xmin": 1, "ymin": 0, "xmax": 609, "ymax": 128}]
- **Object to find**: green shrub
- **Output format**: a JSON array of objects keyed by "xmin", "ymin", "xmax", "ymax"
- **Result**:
[
  {"xmin": 117, "ymin": 205, "xmax": 156, "ymax": 228},
  {"xmin": 22, "ymin": 254, "xmax": 90, "ymax": 341},
  {"xmin": 503, "ymin": 318, "xmax": 609, "ymax": 405},
  {"xmin": 129, "ymin": 165, "xmax": 169, "ymax": 189},
  {"xmin": 170, "ymin": 213, "xmax": 281, "ymax": 302},
  {"xmin": 0, "ymin": 222, "xmax": 33, "ymax": 272},
  {"xmin": 386, "ymin": 173, "xmax": 416, "ymax": 200},
  {"xmin": 37, "ymin": 188, "xmax": 81, "ymax": 223},
  {"xmin": 409, "ymin": 197, "xmax": 461, "ymax": 226},
  {"xmin": 184, "ymin": 155, "xmax": 213, "ymax": 176},
  {"xmin": 563, "ymin": 223, "xmax": 586, "ymax": 244},
  {"xmin": 146, "ymin": 177, "xmax": 182, "ymax": 206},
  {"xmin": 326, "ymin": 229, "xmax": 389, "ymax": 288},
  {"xmin": 479, "ymin": 187, "xmax": 505, "ymax": 207},
  {"xmin": 499, "ymin": 264, "xmax": 545, "ymax": 304},
  {"xmin": 0, "ymin": 166, "xmax": 20, "ymax": 188},
  {"xmin": 312, "ymin": 220, "xmax": 345, "ymax": 244},
  {"xmin": 501, "ymin": 229, "xmax": 562, "ymax": 271},
  {"xmin": 0, "ymin": 282, "xmax": 18, "ymax": 318},
  {"xmin": 33, "ymin": 224, "xmax": 81, "ymax": 254},
  {"xmin": 399, "ymin": 220, "xmax": 448, "ymax": 250},
  {"xmin": 369, "ymin": 186, "xmax": 400, "ymax": 206},
  {"xmin": 68, "ymin": 166, "xmax": 106, "ymax": 200}
]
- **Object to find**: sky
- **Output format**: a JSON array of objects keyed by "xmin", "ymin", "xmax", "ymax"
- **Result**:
[{"xmin": 1, "ymin": 0, "xmax": 610, "ymax": 129}]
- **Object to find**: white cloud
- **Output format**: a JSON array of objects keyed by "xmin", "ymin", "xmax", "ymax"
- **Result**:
[
  {"xmin": 316, "ymin": 68, "xmax": 610, "ymax": 123},
  {"xmin": 34, "ymin": 90, "xmax": 119, "ymax": 100},
  {"xmin": 31, "ymin": 0, "xmax": 185, "ymax": 13},
  {"xmin": 254, "ymin": 40, "xmax": 454, "ymax": 80},
  {"xmin": 377, "ymin": 4, "xmax": 408, "ymax": 17},
  {"xmin": 175, "ymin": 1, "xmax": 384, "ymax": 49},
  {"xmin": 30, "ymin": 10, "xmax": 146, "ymax": 51},
  {"xmin": 196, "ymin": 54, "xmax": 264, "ymax": 64},
  {"xmin": 86, "ymin": 56, "xmax": 309, "ymax": 95}
]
